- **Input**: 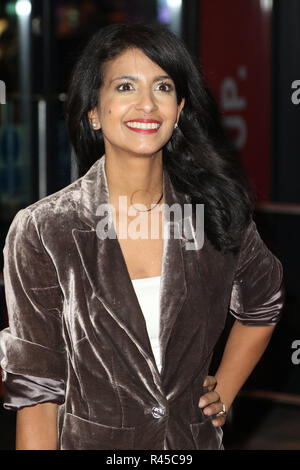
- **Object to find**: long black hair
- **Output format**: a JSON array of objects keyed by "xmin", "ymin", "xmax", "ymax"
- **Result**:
[{"xmin": 65, "ymin": 23, "xmax": 254, "ymax": 253}]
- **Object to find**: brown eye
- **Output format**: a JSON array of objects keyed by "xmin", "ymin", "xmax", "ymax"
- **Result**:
[
  {"xmin": 117, "ymin": 82, "xmax": 134, "ymax": 92},
  {"xmin": 156, "ymin": 82, "xmax": 173, "ymax": 92}
]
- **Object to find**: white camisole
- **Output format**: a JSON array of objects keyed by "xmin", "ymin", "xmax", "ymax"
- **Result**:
[{"xmin": 131, "ymin": 275, "xmax": 161, "ymax": 373}]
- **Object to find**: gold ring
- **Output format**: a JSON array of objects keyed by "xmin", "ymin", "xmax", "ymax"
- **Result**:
[{"xmin": 215, "ymin": 402, "xmax": 226, "ymax": 417}]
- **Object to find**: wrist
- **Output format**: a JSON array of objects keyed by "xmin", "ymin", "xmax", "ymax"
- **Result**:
[{"xmin": 213, "ymin": 384, "xmax": 234, "ymax": 414}]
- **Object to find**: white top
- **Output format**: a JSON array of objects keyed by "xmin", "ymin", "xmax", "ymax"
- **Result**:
[{"xmin": 131, "ymin": 275, "xmax": 161, "ymax": 373}]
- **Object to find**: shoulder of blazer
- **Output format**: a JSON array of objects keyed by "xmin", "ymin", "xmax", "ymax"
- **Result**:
[{"xmin": 19, "ymin": 158, "xmax": 102, "ymax": 229}]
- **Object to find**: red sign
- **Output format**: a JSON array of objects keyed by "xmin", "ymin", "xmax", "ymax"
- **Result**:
[{"xmin": 200, "ymin": 0, "xmax": 272, "ymax": 201}]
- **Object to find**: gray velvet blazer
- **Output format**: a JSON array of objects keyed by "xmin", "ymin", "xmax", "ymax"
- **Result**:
[{"xmin": 0, "ymin": 155, "xmax": 284, "ymax": 450}]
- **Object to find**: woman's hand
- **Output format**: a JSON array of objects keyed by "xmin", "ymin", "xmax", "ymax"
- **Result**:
[{"xmin": 198, "ymin": 375, "xmax": 227, "ymax": 427}]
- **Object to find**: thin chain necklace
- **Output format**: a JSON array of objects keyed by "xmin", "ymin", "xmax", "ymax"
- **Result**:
[{"xmin": 130, "ymin": 190, "xmax": 163, "ymax": 212}]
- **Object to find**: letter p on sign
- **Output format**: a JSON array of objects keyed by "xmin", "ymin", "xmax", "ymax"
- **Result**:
[{"xmin": 0, "ymin": 80, "xmax": 6, "ymax": 104}]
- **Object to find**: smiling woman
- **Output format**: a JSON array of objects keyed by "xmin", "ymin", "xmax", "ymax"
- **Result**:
[
  {"xmin": 82, "ymin": 45, "xmax": 186, "ymax": 275},
  {"xmin": 0, "ymin": 23, "xmax": 284, "ymax": 450},
  {"xmin": 87, "ymin": 48, "xmax": 184, "ymax": 161},
  {"xmin": 66, "ymin": 23, "xmax": 254, "ymax": 253}
]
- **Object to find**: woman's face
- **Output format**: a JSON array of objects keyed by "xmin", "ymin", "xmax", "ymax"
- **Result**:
[{"xmin": 89, "ymin": 48, "xmax": 185, "ymax": 159}]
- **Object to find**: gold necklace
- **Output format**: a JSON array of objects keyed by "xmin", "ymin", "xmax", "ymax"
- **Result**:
[{"xmin": 130, "ymin": 189, "xmax": 163, "ymax": 212}]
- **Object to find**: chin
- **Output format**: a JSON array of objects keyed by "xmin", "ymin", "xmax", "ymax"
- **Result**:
[{"xmin": 126, "ymin": 146, "xmax": 163, "ymax": 157}]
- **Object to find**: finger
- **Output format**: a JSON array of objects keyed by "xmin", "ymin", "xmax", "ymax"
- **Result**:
[
  {"xmin": 202, "ymin": 401, "xmax": 223, "ymax": 417},
  {"xmin": 198, "ymin": 391, "xmax": 220, "ymax": 408},
  {"xmin": 211, "ymin": 415, "xmax": 226, "ymax": 427},
  {"xmin": 203, "ymin": 375, "xmax": 217, "ymax": 391}
]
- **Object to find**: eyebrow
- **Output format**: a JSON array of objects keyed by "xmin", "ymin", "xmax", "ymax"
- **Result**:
[{"xmin": 110, "ymin": 74, "xmax": 172, "ymax": 83}]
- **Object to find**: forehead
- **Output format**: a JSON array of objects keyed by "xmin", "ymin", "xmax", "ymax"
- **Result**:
[{"xmin": 102, "ymin": 48, "xmax": 169, "ymax": 81}]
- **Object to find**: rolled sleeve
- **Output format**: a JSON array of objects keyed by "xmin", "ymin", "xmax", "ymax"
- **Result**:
[
  {"xmin": 0, "ymin": 208, "xmax": 67, "ymax": 410},
  {"xmin": 229, "ymin": 219, "xmax": 285, "ymax": 326}
]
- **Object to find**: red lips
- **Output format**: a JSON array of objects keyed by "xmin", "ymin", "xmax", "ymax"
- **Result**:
[{"xmin": 124, "ymin": 118, "xmax": 162, "ymax": 134}]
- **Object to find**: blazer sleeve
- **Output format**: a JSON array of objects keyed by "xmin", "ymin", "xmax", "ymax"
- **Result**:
[
  {"xmin": 229, "ymin": 219, "xmax": 285, "ymax": 326},
  {"xmin": 0, "ymin": 208, "xmax": 67, "ymax": 410}
]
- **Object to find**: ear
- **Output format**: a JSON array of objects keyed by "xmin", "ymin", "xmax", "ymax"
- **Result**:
[
  {"xmin": 87, "ymin": 107, "xmax": 101, "ymax": 130},
  {"xmin": 177, "ymin": 98, "xmax": 185, "ymax": 122}
]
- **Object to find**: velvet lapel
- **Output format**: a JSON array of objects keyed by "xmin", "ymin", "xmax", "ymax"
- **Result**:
[
  {"xmin": 158, "ymin": 168, "xmax": 188, "ymax": 377},
  {"xmin": 72, "ymin": 155, "xmax": 188, "ymax": 382}
]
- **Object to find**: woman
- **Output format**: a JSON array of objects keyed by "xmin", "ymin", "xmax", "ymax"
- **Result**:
[{"xmin": 0, "ymin": 23, "xmax": 284, "ymax": 450}]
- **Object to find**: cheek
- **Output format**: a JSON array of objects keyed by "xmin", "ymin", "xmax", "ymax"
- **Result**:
[
  {"xmin": 160, "ymin": 98, "xmax": 179, "ymax": 118},
  {"xmin": 101, "ymin": 101, "xmax": 130, "ymax": 122}
]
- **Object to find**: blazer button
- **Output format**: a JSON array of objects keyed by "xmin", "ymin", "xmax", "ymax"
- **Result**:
[{"xmin": 152, "ymin": 406, "xmax": 165, "ymax": 419}]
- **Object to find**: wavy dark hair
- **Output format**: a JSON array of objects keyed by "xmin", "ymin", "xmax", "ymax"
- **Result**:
[{"xmin": 65, "ymin": 23, "xmax": 254, "ymax": 253}]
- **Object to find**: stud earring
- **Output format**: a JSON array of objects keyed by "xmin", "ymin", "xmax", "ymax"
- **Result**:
[
  {"xmin": 174, "ymin": 122, "xmax": 178, "ymax": 129},
  {"xmin": 92, "ymin": 121, "xmax": 98, "ymax": 129}
]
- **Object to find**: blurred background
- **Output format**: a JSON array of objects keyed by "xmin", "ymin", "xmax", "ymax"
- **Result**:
[{"xmin": 0, "ymin": 0, "xmax": 300, "ymax": 450}]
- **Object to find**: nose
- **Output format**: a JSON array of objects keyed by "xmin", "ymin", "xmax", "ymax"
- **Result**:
[{"xmin": 135, "ymin": 88, "xmax": 158, "ymax": 113}]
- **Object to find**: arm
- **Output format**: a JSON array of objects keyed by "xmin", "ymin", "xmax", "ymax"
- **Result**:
[
  {"xmin": 16, "ymin": 403, "xmax": 58, "ymax": 450},
  {"xmin": 198, "ymin": 321, "xmax": 276, "ymax": 425},
  {"xmin": 199, "ymin": 219, "xmax": 284, "ymax": 425},
  {"xmin": 0, "ymin": 208, "xmax": 67, "ymax": 449},
  {"xmin": 214, "ymin": 320, "xmax": 275, "ymax": 413}
]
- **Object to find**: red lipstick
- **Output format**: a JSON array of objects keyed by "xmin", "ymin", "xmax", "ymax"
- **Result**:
[{"xmin": 125, "ymin": 118, "xmax": 162, "ymax": 134}]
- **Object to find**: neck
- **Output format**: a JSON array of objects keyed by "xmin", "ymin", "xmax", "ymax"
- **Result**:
[{"xmin": 105, "ymin": 150, "xmax": 164, "ymax": 210}]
